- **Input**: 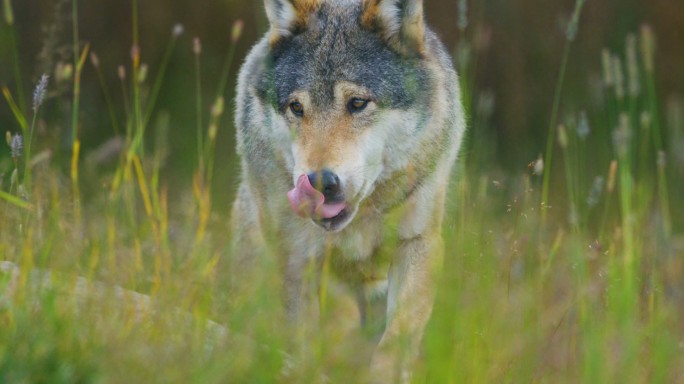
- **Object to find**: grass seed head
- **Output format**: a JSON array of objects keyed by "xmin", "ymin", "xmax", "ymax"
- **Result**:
[
  {"xmin": 211, "ymin": 97, "xmax": 224, "ymax": 118},
  {"xmin": 118, "ymin": 65, "xmax": 126, "ymax": 81},
  {"xmin": 457, "ymin": 0, "xmax": 468, "ymax": 32},
  {"xmin": 131, "ymin": 44, "xmax": 140, "ymax": 68},
  {"xmin": 32, "ymin": 74, "xmax": 49, "ymax": 113},
  {"xmin": 208, "ymin": 123, "xmax": 218, "ymax": 141},
  {"xmin": 138, "ymin": 63, "xmax": 148, "ymax": 83},
  {"xmin": 173, "ymin": 23, "xmax": 185, "ymax": 38},
  {"xmin": 577, "ymin": 111, "xmax": 590, "ymax": 139},
  {"xmin": 607, "ymin": 160, "xmax": 618, "ymax": 193},
  {"xmin": 3, "ymin": 0, "xmax": 13, "ymax": 26},
  {"xmin": 626, "ymin": 34, "xmax": 640, "ymax": 97},
  {"xmin": 90, "ymin": 52, "xmax": 100, "ymax": 69},
  {"xmin": 10, "ymin": 133, "xmax": 23, "ymax": 160},
  {"xmin": 231, "ymin": 20, "xmax": 244, "ymax": 43},
  {"xmin": 613, "ymin": 113, "xmax": 631, "ymax": 158},
  {"xmin": 193, "ymin": 37, "xmax": 202, "ymax": 55},
  {"xmin": 565, "ymin": 0, "xmax": 586, "ymax": 41},
  {"xmin": 557, "ymin": 124, "xmax": 568, "ymax": 149},
  {"xmin": 640, "ymin": 24, "xmax": 655, "ymax": 73},
  {"xmin": 612, "ymin": 55, "xmax": 625, "ymax": 100},
  {"xmin": 601, "ymin": 49, "xmax": 614, "ymax": 88},
  {"xmin": 55, "ymin": 62, "xmax": 73, "ymax": 84},
  {"xmin": 587, "ymin": 176, "xmax": 605, "ymax": 208},
  {"xmin": 532, "ymin": 154, "xmax": 544, "ymax": 176}
]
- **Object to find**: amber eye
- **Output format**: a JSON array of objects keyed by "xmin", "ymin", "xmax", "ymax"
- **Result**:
[
  {"xmin": 290, "ymin": 102, "xmax": 304, "ymax": 117},
  {"xmin": 348, "ymin": 98, "xmax": 369, "ymax": 113}
]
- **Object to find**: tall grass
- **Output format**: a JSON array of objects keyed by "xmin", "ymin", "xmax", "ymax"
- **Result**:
[
  {"xmin": 1, "ymin": 1, "xmax": 682, "ymax": 383},
  {"xmin": 540, "ymin": 0, "xmax": 586, "ymax": 225},
  {"xmin": 3, "ymin": 0, "xmax": 25, "ymax": 113}
]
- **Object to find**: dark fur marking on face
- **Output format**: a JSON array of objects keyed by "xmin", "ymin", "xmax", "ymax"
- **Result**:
[{"xmin": 256, "ymin": 2, "xmax": 429, "ymax": 113}]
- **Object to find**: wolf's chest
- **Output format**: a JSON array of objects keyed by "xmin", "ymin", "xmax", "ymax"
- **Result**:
[{"xmin": 324, "ymin": 229, "xmax": 393, "ymax": 289}]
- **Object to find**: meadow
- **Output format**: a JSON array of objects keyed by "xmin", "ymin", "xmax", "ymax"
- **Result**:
[{"xmin": 1, "ymin": 0, "xmax": 683, "ymax": 382}]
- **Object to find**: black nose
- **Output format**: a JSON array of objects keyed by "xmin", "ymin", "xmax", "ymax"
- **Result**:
[{"xmin": 308, "ymin": 170, "xmax": 342, "ymax": 202}]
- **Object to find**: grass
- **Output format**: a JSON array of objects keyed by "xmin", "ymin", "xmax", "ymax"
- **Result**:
[{"xmin": 1, "ymin": 0, "xmax": 683, "ymax": 382}]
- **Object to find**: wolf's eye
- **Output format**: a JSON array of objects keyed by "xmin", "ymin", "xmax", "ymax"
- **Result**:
[
  {"xmin": 290, "ymin": 102, "xmax": 304, "ymax": 117},
  {"xmin": 348, "ymin": 98, "xmax": 369, "ymax": 114}
]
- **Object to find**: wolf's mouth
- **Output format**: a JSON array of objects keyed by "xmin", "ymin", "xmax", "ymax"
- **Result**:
[
  {"xmin": 287, "ymin": 174, "xmax": 356, "ymax": 231},
  {"xmin": 315, "ymin": 207, "xmax": 352, "ymax": 232},
  {"xmin": 288, "ymin": 174, "xmax": 346, "ymax": 217}
]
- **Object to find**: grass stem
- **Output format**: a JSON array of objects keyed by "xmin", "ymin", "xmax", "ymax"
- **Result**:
[
  {"xmin": 645, "ymin": 74, "xmax": 672, "ymax": 237},
  {"xmin": 193, "ymin": 37, "xmax": 204, "ymax": 178},
  {"xmin": 131, "ymin": 0, "xmax": 144, "ymax": 156},
  {"xmin": 541, "ymin": 42, "xmax": 571, "ymax": 226},
  {"xmin": 8, "ymin": 23, "xmax": 26, "ymax": 113},
  {"xmin": 143, "ymin": 27, "xmax": 182, "ymax": 129},
  {"xmin": 541, "ymin": 0, "xmax": 586, "ymax": 226},
  {"xmin": 71, "ymin": 0, "xmax": 80, "ymax": 143},
  {"xmin": 91, "ymin": 54, "xmax": 121, "ymax": 135}
]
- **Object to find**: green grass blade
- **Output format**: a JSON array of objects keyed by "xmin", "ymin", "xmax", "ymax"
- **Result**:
[
  {"xmin": 0, "ymin": 190, "xmax": 32, "ymax": 210},
  {"xmin": 2, "ymin": 86, "xmax": 28, "ymax": 131}
]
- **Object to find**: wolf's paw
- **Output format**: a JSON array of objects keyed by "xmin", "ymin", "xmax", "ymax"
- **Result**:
[{"xmin": 370, "ymin": 351, "xmax": 411, "ymax": 384}]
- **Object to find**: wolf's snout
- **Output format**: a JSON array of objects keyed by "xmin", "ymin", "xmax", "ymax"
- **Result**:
[
  {"xmin": 287, "ymin": 173, "xmax": 346, "ymax": 220},
  {"xmin": 308, "ymin": 170, "xmax": 342, "ymax": 203}
]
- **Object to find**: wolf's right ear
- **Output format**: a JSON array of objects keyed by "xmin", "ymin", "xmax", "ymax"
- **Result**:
[
  {"xmin": 361, "ymin": 0, "xmax": 425, "ymax": 56},
  {"xmin": 264, "ymin": 0, "xmax": 321, "ymax": 46}
]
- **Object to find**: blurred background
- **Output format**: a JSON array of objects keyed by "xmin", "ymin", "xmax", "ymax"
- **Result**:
[{"xmin": 1, "ymin": 0, "xmax": 682, "ymax": 210}]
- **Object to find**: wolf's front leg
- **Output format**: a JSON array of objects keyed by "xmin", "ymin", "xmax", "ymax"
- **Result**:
[
  {"xmin": 279, "ymin": 250, "xmax": 328, "ymax": 383},
  {"xmin": 282, "ymin": 253, "xmax": 321, "ymax": 326},
  {"xmin": 370, "ymin": 181, "xmax": 448, "ymax": 383},
  {"xmin": 280, "ymin": 225, "xmax": 326, "ymax": 340},
  {"xmin": 371, "ymin": 232, "xmax": 443, "ymax": 383}
]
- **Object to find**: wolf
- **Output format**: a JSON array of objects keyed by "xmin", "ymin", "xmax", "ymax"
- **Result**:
[{"xmin": 231, "ymin": 0, "xmax": 465, "ymax": 380}]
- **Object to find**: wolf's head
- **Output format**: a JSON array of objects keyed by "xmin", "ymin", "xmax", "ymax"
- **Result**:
[{"xmin": 254, "ymin": 0, "xmax": 440, "ymax": 232}]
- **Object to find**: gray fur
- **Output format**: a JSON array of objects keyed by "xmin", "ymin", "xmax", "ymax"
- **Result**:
[
  {"xmin": 260, "ymin": 2, "xmax": 429, "ymax": 110},
  {"xmin": 232, "ymin": 0, "xmax": 465, "ymax": 381}
]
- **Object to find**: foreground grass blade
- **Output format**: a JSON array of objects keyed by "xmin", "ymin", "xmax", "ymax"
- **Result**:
[{"xmin": 0, "ymin": 190, "xmax": 32, "ymax": 210}]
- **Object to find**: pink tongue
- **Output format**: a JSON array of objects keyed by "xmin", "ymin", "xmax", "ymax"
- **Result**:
[{"xmin": 287, "ymin": 174, "xmax": 346, "ymax": 219}]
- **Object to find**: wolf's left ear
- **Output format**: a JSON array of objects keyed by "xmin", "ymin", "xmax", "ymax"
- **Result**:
[
  {"xmin": 264, "ymin": 0, "xmax": 321, "ymax": 46},
  {"xmin": 361, "ymin": 0, "xmax": 425, "ymax": 56}
]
